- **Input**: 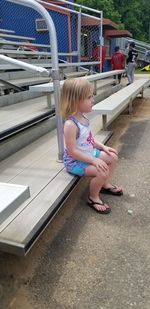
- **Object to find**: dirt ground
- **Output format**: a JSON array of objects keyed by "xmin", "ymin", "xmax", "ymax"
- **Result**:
[{"xmin": 0, "ymin": 86, "xmax": 150, "ymax": 309}]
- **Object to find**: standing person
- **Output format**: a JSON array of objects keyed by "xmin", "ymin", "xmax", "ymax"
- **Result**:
[
  {"xmin": 111, "ymin": 46, "xmax": 125, "ymax": 83},
  {"xmin": 60, "ymin": 78, "xmax": 123, "ymax": 215},
  {"xmin": 126, "ymin": 42, "xmax": 138, "ymax": 85}
]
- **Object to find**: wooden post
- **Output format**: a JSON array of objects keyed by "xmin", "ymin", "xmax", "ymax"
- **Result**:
[
  {"xmin": 128, "ymin": 99, "xmax": 133, "ymax": 114},
  {"xmin": 93, "ymin": 80, "xmax": 97, "ymax": 95},
  {"xmin": 102, "ymin": 114, "xmax": 107, "ymax": 130},
  {"xmin": 140, "ymin": 88, "xmax": 144, "ymax": 98},
  {"xmin": 46, "ymin": 93, "xmax": 51, "ymax": 108}
]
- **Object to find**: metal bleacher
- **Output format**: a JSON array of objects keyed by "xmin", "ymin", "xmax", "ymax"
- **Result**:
[
  {"xmin": 0, "ymin": 64, "xmax": 125, "ymax": 255},
  {"xmin": 118, "ymin": 37, "xmax": 150, "ymax": 64}
]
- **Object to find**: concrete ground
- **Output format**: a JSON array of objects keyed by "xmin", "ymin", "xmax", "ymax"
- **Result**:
[{"xmin": 0, "ymin": 86, "xmax": 150, "ymax": 309}]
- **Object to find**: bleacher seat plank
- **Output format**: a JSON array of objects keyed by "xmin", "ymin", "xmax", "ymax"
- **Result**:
[
  {"xmin": 0, "ymin": 182, "xmax": 30, "ymax": 225},
  {"xmin": 0, "ymin": 39, "xmax": 50, "ymax": 49},
  {"xmin": 0, "ymin": 49, "xmax": 78, "ymax": 57},
  {"xmin": 64, "ymin": 71, "xmax": 88, "ymax": 79},
  {"xmin": 0, "ymin": 76, "xmax": 50, "ymax": 90},
  {"xmin": 0, "ymin": 49, "xmax": 50, "ymax": 57},
  {"xmin": 0, "ymin": 96, "xmax": 50, "ymax": 133},
  {"xmin": 93, "ymin": 78, "xmax": 150, "ymax": 129},
  {"xmin": 93, "ymin": 78, "xmax": 150, "ymax": 114},
  {"xmin": 0, "ymin": 29, "xmax": 15, "ymax": 34},
  {"xmin": 0, "ymin": 129, "xmax": 57, "ymax": 183},
  {"xmin": 29, "ymin": 70, "xmax": 125, "ymax": 93},
  {"xmin": 0, "ymin": 63, "xmax": 53, "ymax": 71},
  {"xmin": 0, "ymin": 33, "xmax": 35, "ymax": 41}
]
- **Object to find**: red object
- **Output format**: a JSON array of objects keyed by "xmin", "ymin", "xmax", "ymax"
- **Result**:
[
  {"xmin": 27, "ymin": 45, "xmax": 37, "ymax": 51},
  {"xmin": 111, "ymin": 51, "xmax": 125, "ymax": 69},
  {"xmin": 92, "ymin": 46, "xmax": 107, "ymax": 68},
  {"xmin": 24, "ymin": 45, "xmax": 38, "ymax": 51}
]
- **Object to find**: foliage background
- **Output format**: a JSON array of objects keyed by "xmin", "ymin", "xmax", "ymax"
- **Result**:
[{"xmin": 76, "ymin": 0, "xmax": 150, "ymax": 43}]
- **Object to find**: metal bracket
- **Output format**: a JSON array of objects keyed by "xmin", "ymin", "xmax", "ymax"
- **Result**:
[
  {"xmin": 51, "ymin": 69, "xmax": 60, "ymax": 80},
  {"xmin": 140, "ymin": 88, "xmax": 144, "ymax": 98},
  {"xmin": 128, "ymin": 98, "xmax": 133, "ymax": 115}
]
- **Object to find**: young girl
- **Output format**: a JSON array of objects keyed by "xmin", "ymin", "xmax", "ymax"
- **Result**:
[{"xmin": 60, "ymin": 78, "xmax": 123, "ymax": 214}]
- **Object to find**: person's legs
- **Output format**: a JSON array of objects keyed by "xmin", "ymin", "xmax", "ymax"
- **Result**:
[
  {"xmin": 67, "ymin": 157, "xmax": 109, "ymax": 204},
  {"xmin": 131, "ymin": 63, "xmax": 136, "ymax": 83},
  {"xmin": 99, "ymin": 150, "xmax": 122, "ymax": 193},
  {"xmin": 67, "ymin": 151, "xmax": 122, "ymax": 212},
  {"xmin": 126, "ymin": 62, "xmax": 132, "ymax": 84},
  {"xmin": 84, "ymin": 164, "xmax": 110, "ymax": 212},
  {"xmin": 118, "ymin": 73, "xmax": 122, "ymax": 83}
]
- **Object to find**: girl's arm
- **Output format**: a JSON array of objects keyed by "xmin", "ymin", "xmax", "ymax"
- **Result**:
[
  {"xmin": 94, "ymin": 140, "xmax": 105, "ymax": 151},
  {"xmin": 94, "ymin": 139, "xmax": 118, "ymax": 156}
]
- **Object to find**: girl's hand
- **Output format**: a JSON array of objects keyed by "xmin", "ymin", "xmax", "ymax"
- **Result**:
[
  {"xmin": 102, "ymin": 146, "xmax": 118, "ymax": 156},
  {"xmin": 92, "ymin": 157, "xmax": 109, "ymax": 172}
]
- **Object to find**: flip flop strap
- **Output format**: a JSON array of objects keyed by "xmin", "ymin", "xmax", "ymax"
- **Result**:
[{"xmin": 88, "ymin": 197, "xmax": 104, "ymax": 205}]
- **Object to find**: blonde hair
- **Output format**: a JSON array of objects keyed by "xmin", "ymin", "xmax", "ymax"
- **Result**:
[{"xmin": 60, "ymin": 78, "xmax": 93, "ymax": 118}]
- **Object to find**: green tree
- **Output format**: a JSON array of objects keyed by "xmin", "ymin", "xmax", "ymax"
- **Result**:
[
  {"xmin": 114, "ymin": 0, "xmax": 150, "ymax": 41},
  {"xmin": 76, "ymin": 0, "xmax": 121, "ymax": 24},
  {"xmin": 76, "ymin": 0, "xmax": 150, "ymax": 42}
]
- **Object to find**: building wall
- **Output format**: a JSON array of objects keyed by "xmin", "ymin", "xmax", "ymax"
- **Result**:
[
  {"xmin": 0, "ymin": 0, "xmax": 77, "ymax": 61},
  {"xmin": 0, "ymin": 0, "xmax": 124, "ymax": 72}
]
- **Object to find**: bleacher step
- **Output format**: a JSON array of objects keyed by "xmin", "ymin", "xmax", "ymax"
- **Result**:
[
  {"xmin": 64, "ymin": 71, "xmax": 88, "ymax": 79},
  {"xmin": 0, "ymin": 182, "xmax": 30, "ymax": 224},
  {"xmin": 0, "ymin": 95, "xmax": 53, "ymax": 135}
]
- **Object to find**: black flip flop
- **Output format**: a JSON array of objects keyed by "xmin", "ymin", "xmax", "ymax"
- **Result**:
[
  {"xmin": 87, "ymin": 197, "xmax": 111, "ymax": 214},
  {"xmin": 100, "ymin": 185, "xmax": 123, "ymax": 196}
]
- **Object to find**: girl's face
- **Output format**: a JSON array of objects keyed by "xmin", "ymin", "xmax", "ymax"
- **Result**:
[{"xmin": 78, "ymin": 93, "xmax": 94, "ymax": 114}]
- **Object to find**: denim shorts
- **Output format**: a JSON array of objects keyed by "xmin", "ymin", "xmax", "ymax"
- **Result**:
[{"xmin": 66, "ymin": 148, "xmax": 101, "ymax": 177}]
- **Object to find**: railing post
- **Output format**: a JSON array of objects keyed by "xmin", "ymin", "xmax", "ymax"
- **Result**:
[
  {"xmin": 99, "ymin": 10, "xmax": 103, "ymax": 73},
  {"xmin": 7, "ymin": 0, "xmax": 64, "ymax": 161},
  {"xmin": 77, "ymin": 7, "xmax": 81, "ymax": 72}
]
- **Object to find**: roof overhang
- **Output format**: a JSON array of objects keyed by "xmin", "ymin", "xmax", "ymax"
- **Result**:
[
  {"xmin": 105, "ymin": 29, "xmax": 132, "ymax": 38},
  {"xmin": 81, "ymin": 17, "xmax": 118, "ymax": 30}
]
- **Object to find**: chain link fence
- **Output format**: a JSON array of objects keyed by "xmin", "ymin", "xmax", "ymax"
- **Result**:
[
  {"xmin": 0, "ymin": 0, "xmax": 103, "ymax": 73},
  {"xmin": 116, "ymin": 37, "xmax": 150, "ymax": 64}
]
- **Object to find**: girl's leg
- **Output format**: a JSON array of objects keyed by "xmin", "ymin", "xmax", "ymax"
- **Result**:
[
  {"xmin": 84, "ymin": 164, "xmax": 110, "ymax": 211},
  {"xmin": 100, "ymin": 151, "xmax": 122, "ymax": 192}
]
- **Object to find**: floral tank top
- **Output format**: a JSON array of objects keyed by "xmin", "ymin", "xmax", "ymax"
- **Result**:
[{"xmin": 63, "ymin": 116, "xmax": 95, "ymax": 168}]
